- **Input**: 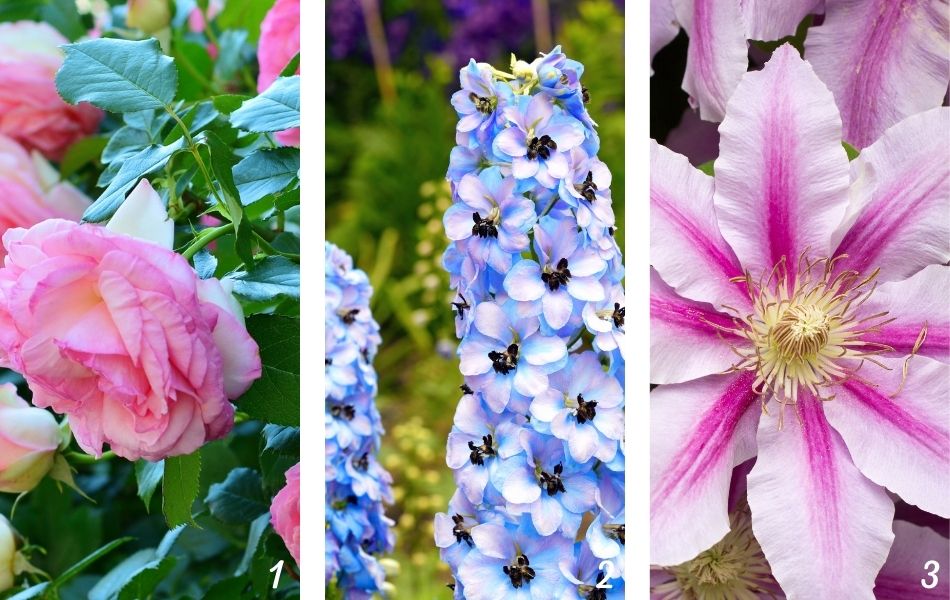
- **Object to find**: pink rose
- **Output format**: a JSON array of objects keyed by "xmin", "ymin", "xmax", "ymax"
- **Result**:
[
  {"xmin": 0, "ymin": 22, "xmax": 102, "ymax": 161},
  {"xmin": 0, "ymin": 181, "xmax": 261, "ymax": 461},
  {"xmin": 0, "ymin": 134, "xmax": 89, "ymax": 255},
  {"xmin": 270, "ymin": 462, "xmax": 300, "ymax": 564},
  {"xmin": 0, "ymin": 383, "xmax": 60, "ymax": 493},
  {"xmin": 187, "ymin": 0, "xmax": 223, "ymax": 33},
  {"xmin": 258, "ymin": 0, "xmax": 300, "ymax": 147}
]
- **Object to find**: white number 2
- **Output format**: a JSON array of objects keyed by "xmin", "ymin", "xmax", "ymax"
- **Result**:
[
  {"xmin": 596, "ymin": 560, "xmax": 615, "ymax": 589},
  {"xmin": 270, "ymin": 560, "xmax": 285, "ymax": 590},
  {"xmin": 921, "ymin": 560, "xmax": 940, "ymax": 590}
]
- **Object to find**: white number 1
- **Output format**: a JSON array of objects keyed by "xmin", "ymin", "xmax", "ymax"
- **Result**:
[
  {"xmin": 596, "ymin": 559, "xmax": 615, "ymax": 589},
  {"xmin": 270, "ymin": 560, "xmax": 285, "ymax": 589},
  {"xmin": 922, "ymin": 560, "xmax": 940, "ymax": 590}
]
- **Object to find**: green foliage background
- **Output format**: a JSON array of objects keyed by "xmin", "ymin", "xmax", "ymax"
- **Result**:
[{"xmin": 325, "ymin": 1, "xmax": 624, "ymax": 597}]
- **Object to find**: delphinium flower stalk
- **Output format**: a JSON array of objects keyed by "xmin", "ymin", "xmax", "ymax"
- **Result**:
[
  {"xmin": 435, "ymin": 48, "xmax": 626, "ymax": 599},
  {"xmin": 325, "ymin": 242, "xmax": 396, "ymax": 598}
]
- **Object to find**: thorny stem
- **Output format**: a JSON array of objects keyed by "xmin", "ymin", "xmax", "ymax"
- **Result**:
[
  {"xmin": 165, "ymin": 108, "xmax": 226, "ymax": 215},
  {"xmin": 181, "ymin": 224, "xmax": 233, "ymax": 260}
]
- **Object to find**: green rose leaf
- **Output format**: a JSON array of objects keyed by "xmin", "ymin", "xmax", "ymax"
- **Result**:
[
  {"xmin": 233, "ymin": 148, "xmax": 300, "ymax": 205},
  {"xmin": 205, "ymin": 467, "xmax": 268, "ymax": 524},
  {"xmin": 238, "ymin": 315, "xmax": 300, "ymax": 426},
  {"xmin": 135, "ymin": 459, "xmax": 165, "ymax": 511},
  {"xmin": 57, "ymin": 38, "xmax": 178, "ymax": 113},
  {"xmin": 230, "ymin": 76, "xmax": 300, "ymax": 133},
  {"xmin": 230, "ymin": 256, "xmax": 300, "ymax": 301},
  {"xmin": 163, "ymin": 452, "xmax": 202, "ymax": 527}
]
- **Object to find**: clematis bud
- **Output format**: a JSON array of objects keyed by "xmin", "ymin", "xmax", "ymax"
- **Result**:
[
  {"xmin": 0, "ymin": 515, "xmax": 13, "ymax": 592},
  {"xmin": 0, "ymin": 384, "xmax": 59, "ymax": 494},
  {"xmin": 126, "ymin": 0, "xmax": 171, "ymax": 34}
]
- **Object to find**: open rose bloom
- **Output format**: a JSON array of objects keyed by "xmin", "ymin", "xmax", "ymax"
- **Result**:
[
  {"xmin": 0, "ymin": 181, "xmax": 261, "ymax": 461},
  {"xmin": 651, "ymin": 45, "xmax": 948, "ymax": 598}
]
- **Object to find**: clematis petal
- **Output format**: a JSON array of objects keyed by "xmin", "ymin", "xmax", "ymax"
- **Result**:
[
  {"xmin": 831, "ymin": 108, "xmax": 950, "ymax": 283},
  {"xmin": 826, "ymin": 357, "xmax": 949, "ymax": 518},
  {"xmin": 748, "ymin": 394, "xmax": 895, "ymax": 600},
  {"xmin": 741, "ymin": 0, "xmax": 820, "ymax": 41},
  {"xmin": 804, "ymin": 0, "xmax": 950, "ymax": 148},
  {"xmin": 856, "ymin": 264, "xmax": 949, "ymax": 362},
  {"xmin": 875, "ymin": 521, "xmax": 950, "ymax": 599},
  {"xmin": 651, "ymin": 371, "xmax": 760, "ymax": 565},
  {"xmin": 651, "ymin": 0, "xmax": 680, "ymax": 70},
  {"xmin": 672, "ymin": 0, "xmax": 748, "ymax": 122},
  {"xmin": 650, "ymin": 269, "xmax": 745, "ymax": 385},
  {"xmin": 650, "ymin": 140, "xmax": 747, "ymax": 309},
  {"xmin": 714, "ymin": 44, "xmax": 851, "ymax": 281}
]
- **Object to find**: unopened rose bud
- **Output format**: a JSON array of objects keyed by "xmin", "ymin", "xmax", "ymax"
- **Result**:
[
  {"xmin": 0, "ymin": 515, "xmax": 15, "ymax": 592},
  {"xmin": 127, "ymin": 0, "xmax": 171, "ymax": 34},
  {"xmin": 0, "ymin": 384, "xmax": 60, "ymax": 493}
]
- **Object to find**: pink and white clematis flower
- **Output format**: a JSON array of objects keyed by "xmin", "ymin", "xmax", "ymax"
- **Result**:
[
  {"xmin": 650, "ymin": 44, "xmax": 949, "ymax": 599},
  {"xmin": 652, "ymin": 0, "xmax": 949, "ymax": 140}
]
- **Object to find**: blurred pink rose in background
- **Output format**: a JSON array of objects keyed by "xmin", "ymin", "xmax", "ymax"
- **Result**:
[
  {"xmin": 0, "ymin": 134, "xmax": 89, "ymax": 253},
  {"xmin": 258, "ymin": 0, "xmax": 300, "ymax": 147},
  {"xmin": 271, "ymin": 462, "xmax": 301, "ymax": 564},
  {"xmin": 0, "ymin": 182, "xmax": 261, "ymax": 461},
  {"xmin": 0, "ymin": 383, "xmax": 60, "ymax": 494},
  {"xmin": 187, "ymin": 0, "xmax": 223, "ymax": 33},
  {"xmin": 0, "ymin": 22, "xmax": 102, "ymax": 161}
]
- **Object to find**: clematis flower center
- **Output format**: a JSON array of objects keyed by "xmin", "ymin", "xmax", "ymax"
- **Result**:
[
  {"xmin": 488, "ymin": 343, "xmax": 519, "ymax": 374},
  {"xmin": 710, "ymin": 254, "xmax": 912, "ymax": 422},
  {"xmin": 452, "ymin": 514, "xmax": 474, "ymax": 547},
  {"xmin": 576, "ymin": 170, "xmax": 597, "ymax": 202},
  {"xmin": 503, "ymin": 554, "xmax": 536, "ymax": 588},
  {"xmin": 468, "ymin": 434, "xmax": 496, "ymax": 465},
  {"xmin": 469, "ymin": 92, "xmax": 496, "ymax": 114},
  {"xmin": 471, "ymin": 207, "xmax": 500, "ymax": 238},
  {"xmin": 539, "ymin": 462, "xmax": 566, "ymax": 496},
  {"xmin": 541, "ymin": 257, "xmax": 572, "ymax": 291},
  {"xmin": 527, "ymin": 135, "xmax": 557, "ymax": 160}
]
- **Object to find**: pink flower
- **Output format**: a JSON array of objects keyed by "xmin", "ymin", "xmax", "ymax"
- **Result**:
[
  {"xmin": 0, "ymin": 515, "xmax": 14, "ymax": 592},
  {"xmin": 0, "ymin": 22, "xmax": 102, "ymax": 161},
  {"xmin": 0, "ymin": 383, "xmax": 60, "ymax": 493},
  {"xmin": 650, "ymin": 45, "xmax": 949, "ymax": 598},
  {"xmin": 258, "ymin": 0, "xmax": 300, "ymax": 147},
  {"xmin": 271, "ymin": 462, "xmax": 301, "ymax": 564},
  {"xmin": 0, "ymin": 181, "xmax": 261, "ymax": 461},
  {"xmin": 0, "ymin": 134, "xmax": 89, "ymax": 252},
  {"xmin": 187, "ymin": 0, "xmax": 223, "ymax": 33}
]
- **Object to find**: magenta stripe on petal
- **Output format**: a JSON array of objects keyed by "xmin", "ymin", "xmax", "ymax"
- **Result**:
[
  {"xmin": 799, "ymin": 397, "xmax": 843, "ymax": 556},
  {"xmin": 652, "ymin": 191, "xmax": 744, "ymax": 282},
  {"xmin": 650, "ymin": 295, "xmax": 740, "ymax": 339},
  {"xmin": 840, "ymin": 377, "xmax": 948, "ymax": 459},
  {"xmin": 762, "ymin": 94, "xmax": 798, "ymax": 270},
  {"xmin": 655, "ymin": 371, "xmax": 757, "ymax": 501},
  {"xmin": 835, "ymin": 157, "xmax": 947, "ymax": 275},
  {"xmin": 862, "ymin": 325, "xmax": 950, "ymax": 363}
]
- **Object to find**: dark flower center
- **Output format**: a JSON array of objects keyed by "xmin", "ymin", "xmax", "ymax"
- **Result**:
[
  {"xmin": 452, "ymin": 293, "xmax": 470, "ymax": 319},
  {"xmin": 541, "ymin": 257, "xmax": 572, "ymax": 291},
  {"xmin": 471, "ymin": 212, "xmax": 499, "ymax": 238},
  {"xmin": 341, "ymin": 308, "xmax": 359, "ymax": 324},
  {"xmin": 469, "ymin": 92, "xmax": 495, "ymax": 114},
  {"xmin": 612, "ymin": 302, "xmax": 625, "ymax": 328},
  {"xmin": 582, "ymin": 574, "xmax": 608, "ymax": 600},
  {"xmin": 331, "ymin": 494, "xmax": 359, "ymax": 510},
  {"xmin": 353, "ymin": 453, "xmax": 369, "ymax": 471},
  {"xmin": 330, "ymin": 404, "xmax": 356, "ymax": 421},
  {"xmin": 460, "ymin": 383, "xmax": 474, "ymax": 395},
  {"xmin": 576, "ymin": 393, "xmax": 598, "ymax": 424},
  {"xmin": 468, "ymin": 434, "xmax": 496, "ymax": 466},
  {"xmin": 325, "ymin": 358, "xmax": 332, "ymax": 365},
  {"xmin": 451, "ymin": 514, "xmax": 474, "ymax": 547},
  {"xmin": 527, "ymin": 134, "xmax": 557, "ymax": 160},
  {"xmin": 582, "ymin": 86, "xmax": 590, "ymax": 104},
  {"xmin": 579, "ymin": 170, "xmax": 597, "ymax": 203},
  {"xmin": 488, "ymin": 343, "xmax": 519, "ymax": 374},
  {"xmin": 539, "ymin": 462, "xmax": 567, "ymax": 496},
  {"xmin": 503, "ymin": 554, "xmax": 536, "ymax": 588},
  {"xmin": 605, "ymin": 523, "xmax": 625, "ymax": 545}
]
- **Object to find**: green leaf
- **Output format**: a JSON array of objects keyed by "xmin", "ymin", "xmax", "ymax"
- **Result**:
[
  {"xmin": 163, "ymin": 452, "xmax": 201, "ymax": 527},
  {"xmin": 217, "ymin": 0, "xmax": 277, "ymax": 42},
  {"xmin": 83, "ymin": 139, "xmax": 186, "ymax": 222},
  {"xmin": 202, "ymin": 131, "xmax": 244, "ymax": 226},
  {"xmin": 842, "ymin": 141, "xmax": 860, "ymax": 161},
  {"xmin": 230, "ymin": 256, "xmax": 300, "ymax": 301},
  {"xmin": 40, "ymin": 0, "xmax": 85, "ymax": 41},
  {"xmin": 205, "ymin": 467, "xmax": 267, "ymax": 523},
  {"xmin": 57, "ymin": 38, "xmax": 178, "ymax": 113},
  {"xmin": 89, "ymin": 527, "xmax": 185, "ymax": 600},
  {"xmin": 236, "ymin": 513, "xmax": 271, "ymax": 576},
  {"xmin": 173, "ymin": 38, "xmax": 214, "ymax": 101},
  {"xmin": 262, "ymin": 425, "xmax": 299, "ymax": 454},
  {"xmin": 233, "ymin": 148, "xmax": 300, "ymax": 205},
  {"xmin": 697, "ymin": 159, "xmax": 715, "ymax": 176},
  {"xmin": 230, "ymin": 76, "xmax": 300, "ymax": 133},
  {"xmin": 7, "ymin": 583, "xmax": 50, "ymax": 600},
  {"xmin": 53, "ymin": 538, "xmax": 134, "ymax": 588},
  {"xmin": 279, "ymin": 52, "xmax": 301, "ymax": 78},
  {"xmin": 135, "ymin": 459, "xmax": 164, "ymax": 511},
  {"xmin": 237, "ymin": 315, "xmax": 300, "ymax": 426},
  {"xmin": 59, "ymin": 135, "xmax": 108, "ymax": 178},
  {"xmin": 194, "ymin": 249, "xmax": 218, "ymax": 279},
  {"xmin": 212, "ymin": 94, "xmax": 251, "ymax": 115},
  {"xmin": 101, "ymin": 126, "xmax": 153, "ymax": 164},
  {"xmin": 202, "ymin": 576, "xmax": 250, "ymax": 599},
  {"xmin": 214, "ymin": 29, "xmax": 250, "ymax": 81}
]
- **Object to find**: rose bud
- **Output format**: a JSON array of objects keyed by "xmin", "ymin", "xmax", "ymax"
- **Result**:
[
  {"xmin": 126, "ymin": 0, "xmax": 171, "ymax": 34},
  {"xmin": 0, "ymin": 384, "xmax": 59, "ymax": 493}
]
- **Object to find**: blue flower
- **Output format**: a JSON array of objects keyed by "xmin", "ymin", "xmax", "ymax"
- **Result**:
[
  {"xmin": 561, "ymin": 541, "xmax": 626, "ymax": 598},
  {"xmin": 451, "ymin": 59, "xmax": 514, "ymax": 146},
  {"xmin": 458, "ymin": 301, "xmax": 567, "ymax": 412}
]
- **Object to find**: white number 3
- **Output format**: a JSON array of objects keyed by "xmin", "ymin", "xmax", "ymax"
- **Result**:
[
  {"xmin": 270, "ymin": 560, "xmax": 285, "ymax": 590},
  {"xmin": 921, "ymin": 560, "xmax": 940, "ymax": 590},
  {"xmin": 595, "ymin": 560, "xmax": 615, "ymax": 589}
]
